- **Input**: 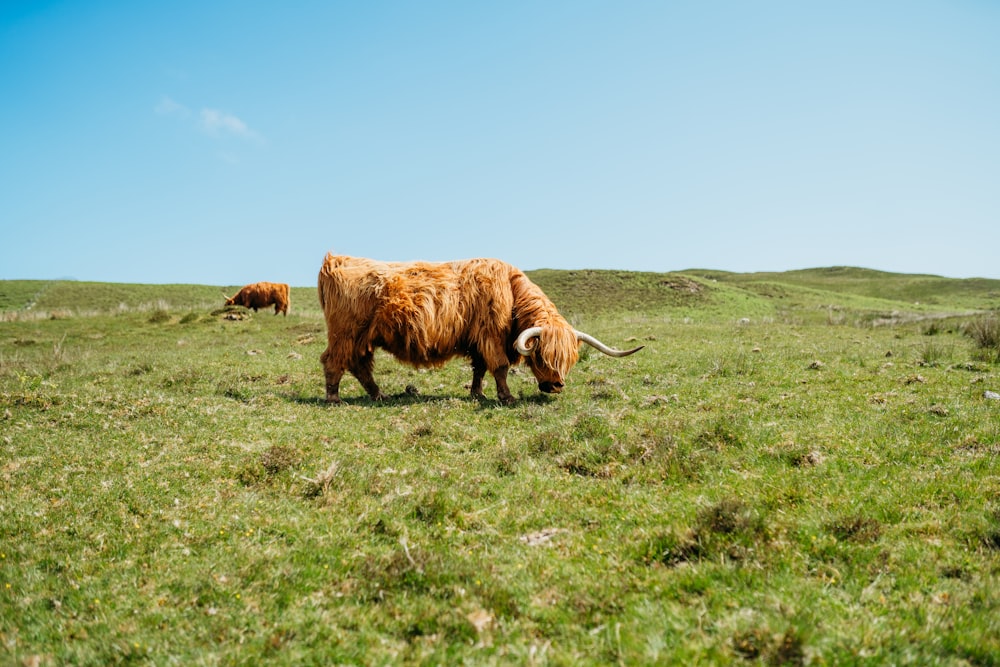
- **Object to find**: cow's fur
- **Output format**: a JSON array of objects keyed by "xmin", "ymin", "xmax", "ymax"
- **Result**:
[
  {"xmin": 317, "ymin": 253, "xmax": 587, "ymax": 404},
  {"xmin": 224, "ymin": 282, "xmax": 290, "ymax": 316}
]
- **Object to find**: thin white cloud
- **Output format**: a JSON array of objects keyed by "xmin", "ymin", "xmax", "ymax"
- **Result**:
[
  {"xmin": 155, "ymin": 96, "xmax": 190, "ymax": 118},
  {"xmin": 155, "ymin": 96, "xmax": 262, "ymax": 143},
  {"xmin": 200, "ymin": 108, "xmax": 259, "ymax": 141}
]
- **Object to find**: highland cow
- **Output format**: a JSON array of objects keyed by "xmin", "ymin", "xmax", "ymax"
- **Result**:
[
  {"xmin": 222, "ymin": 282, "xmax": 290, "ymax": 316},
  {"xmin": 317, "ymin": 253, "xmax": 642, "ymax": 404}
]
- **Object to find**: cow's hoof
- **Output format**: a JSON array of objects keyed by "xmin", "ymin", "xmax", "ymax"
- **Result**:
[{"xmin": 325, "ymin": 396, "xmax": 343, "ymax": 405}]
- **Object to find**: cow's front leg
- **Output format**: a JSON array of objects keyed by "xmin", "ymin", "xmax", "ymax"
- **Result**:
[
  {"xmin": 350, "ymin": 353, "xmax": 386, "ymax": 402},
  {"xmin": 470, "ymin": 355, "xmax": 488, "ymax": 400},
  {"xmin": 325, "ymin": 380, "xmax": 343, "ymax": 405},
  {"xmin": 492, "ymin": 365, "xmax": 515, "ymax": 405}
]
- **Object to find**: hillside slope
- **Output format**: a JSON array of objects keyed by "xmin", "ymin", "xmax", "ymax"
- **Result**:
[
  {"xmin": 690, "ymin": 266, "xmax": 1000, "ymax": 311},
  {"xmin": 1, "ymin": 267, "xmax": 997, "ymax": 321},
  {"xmin": 529, "ymin": 267, "xmax": 999, "ymax": 321}
]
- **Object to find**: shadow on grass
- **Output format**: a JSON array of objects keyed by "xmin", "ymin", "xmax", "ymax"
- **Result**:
[{"xmin": 286, "ymin": 389, "xmax": 551, "ymax": 409}]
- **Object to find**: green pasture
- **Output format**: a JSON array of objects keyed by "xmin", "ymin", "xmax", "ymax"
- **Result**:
[{"xmin": 1, "ymin": 269, "xmax": 999, "ymax": 665}]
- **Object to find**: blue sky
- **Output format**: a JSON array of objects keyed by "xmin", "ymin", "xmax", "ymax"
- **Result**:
[{"xmin": 2, "ymin": 1, "xmax": 999, "ymax": 286}]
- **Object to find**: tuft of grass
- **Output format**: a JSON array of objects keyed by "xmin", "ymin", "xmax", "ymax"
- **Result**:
[
  {"xmin": 965, "ymin": 315, "xmax": 1000, "ymax": 360},
  {"xmin": 148, "ymin": 308, "xmax": 171, "ymax": 324},
  {"xmin": 640, "ymin": 498, "xmax": 769, "ymax": 568},
  {"xmin": 732, "ymin": 628, "xmax": 805, "ymax": 665},
  {"xmin": 917, "ymin": 340, "xmax": 954, "ymax": 366},
  {"xmin": 238, "ymin": 445, "xmax": 301, "ymax": 486},
  {"xmin": 696, "ymin": 417, "xmax": 746, "ymax": 449},
  {"xmin": 259, "ymin": 444, "xmax": 301, "ymax": 474},
  {"xmin": 825, "ymin": 515, "xmax": 883, "ymax": 543}
]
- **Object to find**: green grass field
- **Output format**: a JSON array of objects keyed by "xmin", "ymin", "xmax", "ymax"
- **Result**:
[{"xmin": 2, "ymin": 268, "xmax": 999, "ymax": 665}]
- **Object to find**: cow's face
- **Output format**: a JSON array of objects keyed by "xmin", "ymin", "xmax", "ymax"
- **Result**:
[
  {"xmin": 526, "ymin": 354, "xmax": 564, "ymax": 393},
  {"xmin": 522, "ymin": 326, "xmax": 579, "ymax": 394}
]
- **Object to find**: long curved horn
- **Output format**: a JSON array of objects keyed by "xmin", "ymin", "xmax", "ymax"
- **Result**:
[
  {"xmin": 574, "ymin": 330, "xmax": 644, "ymax": 357},
  {"xmin": 221, "ymin": 290, "xmax": 231, "ymax": 300},
  {"xmin": 515, "ymin": 326, "xmax": 543, "ymax": 355}
]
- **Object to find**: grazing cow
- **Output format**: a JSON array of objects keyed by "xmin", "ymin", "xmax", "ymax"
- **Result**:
[
  {"xmin": 222, "ymin": 282, "xmax": 290, "ymax": 316},
  {"xmin": 317, "ymin": 253, "xmax": 642, "ymax": 405}
]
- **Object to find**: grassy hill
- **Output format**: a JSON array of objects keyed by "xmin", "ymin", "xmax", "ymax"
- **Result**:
[
  {"xmin": 692, "ymin": 266, "xmax": 1000, "ymax": 311},
  {"xmin": 0, "ymin": 281, "xmax": 322, "ymax": 317},
  {"xmin": 4, "ymin": 266, "xmax": 996, "ymax": 323},
  {"xmin": 2, "ymin": 266, "xmax": 999, "ymax": 663}
]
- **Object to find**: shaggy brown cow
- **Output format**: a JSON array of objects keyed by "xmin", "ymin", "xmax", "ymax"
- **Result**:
[
  {"xmin": 318, "ymin": 253, "xmax": 642, "ymax": 404},
  {"xmin": 222, "ymin": 282, "xmax": 290, "ymax": 316}
]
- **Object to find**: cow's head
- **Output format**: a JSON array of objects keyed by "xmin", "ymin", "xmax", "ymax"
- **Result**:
[
  {"xmin": 515, "ymin": 326, "xmax": 643, "ymax": 394},
  {"xmin": 222, "ymin": 291, "xmax": 237, "ymax": 307},
  {"xmin": 515, "ymin": 325, "xmax": 578, "ymax": 393}
]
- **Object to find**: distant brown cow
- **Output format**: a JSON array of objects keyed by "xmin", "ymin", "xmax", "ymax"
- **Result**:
[
  {"xmin": 317, "ymin": 253, "xmax": 642, "ymax": 404},
  {"xmin": 222, "ymin": 282, "xmax": 289, "ymax": 316}
]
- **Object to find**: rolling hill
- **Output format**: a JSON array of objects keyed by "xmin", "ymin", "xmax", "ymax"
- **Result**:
[{"xmin": 1, "ymin": 267, "xmax": 998, "ymax": 322}]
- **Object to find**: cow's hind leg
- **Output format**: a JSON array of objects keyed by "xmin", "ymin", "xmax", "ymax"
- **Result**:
[
  {"xmin": 349, "ymin": 352, "xmax": 386, "ymax": 402},
  {"xmin": 320, "ymin": 348, "xmax": 346, "ymax": 405}
]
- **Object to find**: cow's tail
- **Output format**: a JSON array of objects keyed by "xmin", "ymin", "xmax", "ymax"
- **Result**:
[
  {"xmin": 317, "ymin": 252, "xmax": 337, "ymax": 316},
  {"xmin": 317, "ymin": 261, "xmax": 329, "ymax": 312}
]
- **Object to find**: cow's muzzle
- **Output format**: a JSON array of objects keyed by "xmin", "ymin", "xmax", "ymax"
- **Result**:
[{"xmin": 538, "ymin": 381, "xmax": 564, "ymax": 394}]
